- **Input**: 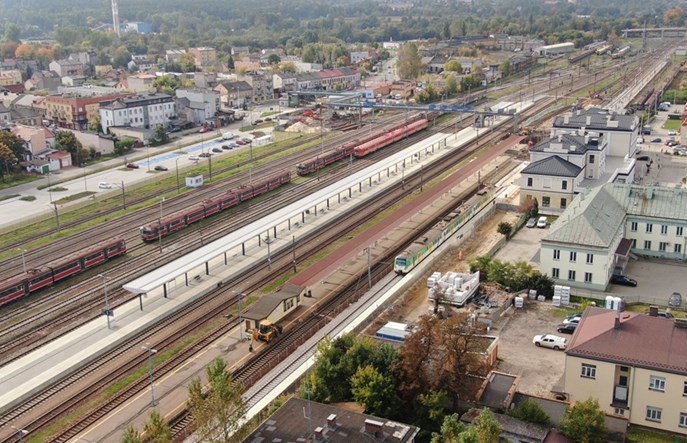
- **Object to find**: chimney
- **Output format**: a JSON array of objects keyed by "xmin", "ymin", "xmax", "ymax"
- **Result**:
[
  {"xmin": 649, "ymin": 306, "xmax": 659, "ymax": 317},
  {"xmin": 614, "ymin": 310, "xmax": 621, "ymax": 329},
  {"xmin": 327, "ymin": 414, "xmax": 338, "ymax": 429},
  {"xmin": 364, "ymin": 419, "xmax": 384, "ymax": 438},
  {"xmin": 314, "ymin": 426, "xmax": 326, "ymax": 441}
]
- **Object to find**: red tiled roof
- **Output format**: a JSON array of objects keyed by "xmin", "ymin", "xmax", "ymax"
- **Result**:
[{"xmin": 567, "ymin": 307, "xmax": 687, "ymax": 374}]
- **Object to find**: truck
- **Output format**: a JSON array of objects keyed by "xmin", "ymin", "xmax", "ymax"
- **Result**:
[{"xmin": 251, "ymin": 320, "xmax": 283, "ymax": 342}]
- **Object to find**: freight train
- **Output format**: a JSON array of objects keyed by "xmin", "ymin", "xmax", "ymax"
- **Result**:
[
  {"xmin": 393, "ymin": 190, "xmax": 496, "ymax": 274},
  {"xmin": 0, "ymin": 238, "xmax": 127, "ymax": 307},
  {"xmin": 296, "ymin": 116, "xmax": 430, "ymax": 176},
  {"xmin": 140, "ymin": 171, "xmax": 291, "ymax": 242}
]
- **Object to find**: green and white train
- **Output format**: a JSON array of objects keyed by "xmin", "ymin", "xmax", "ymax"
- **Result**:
[{"xmin": 393, "ymin": 190, "xmax": 497, "ymax": 274}]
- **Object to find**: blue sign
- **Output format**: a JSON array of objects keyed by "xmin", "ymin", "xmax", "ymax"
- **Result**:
[
  {"xmin": 428, "ymin": 104, "xmax": 436, "ymax": 111},
  {"xmin": 102, "ymin": 308, "xmax": 114, "ymax": 317},
  {"xmin": 440, "ymin": 105, "xmax": 447, "ymax": 111}
]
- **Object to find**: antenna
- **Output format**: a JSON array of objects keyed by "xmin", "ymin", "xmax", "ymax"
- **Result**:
[{"xmin": 111, "ymin": 0, "xmax": 121, "ymax": 38}]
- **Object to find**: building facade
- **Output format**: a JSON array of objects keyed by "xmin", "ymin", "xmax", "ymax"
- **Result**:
[
  {"xmin": 519, "ymin": 155, "xmax": 583, "ymax": 214},
  {"xmin": 175, "ymin": 88, "xmax": 220, "ymax": 123},
  {"xmin": 0, "ymin": 69, "xmax": 22, "ymax": 86},
  {"xmin": 49, "ymin": 59, "xmax": 85, "ymax": 78},
  {"xmin": 215, "ymin": 81, "xmax": 253, "ymax": 108},
  {"xmin": 188, "ymin": 47, "xmax": 217, "ymax": 70},
  {"xmin": 126, "ymin": 74, "xmax": 157, "ymax": 93},
  {"xmin": 565, "ymin": 307, "xmax": 687, "ymax": 435},
  {"xmin": 99, "ymin": 93, "xmax": 176, "ymax": 133},
  {"xmin": 45, "ymin": 94, "xmax": 127, "ymax": 130},
  {"xmin": 238, "ymin": 71, "xmax": 274, "ymax": 102}
]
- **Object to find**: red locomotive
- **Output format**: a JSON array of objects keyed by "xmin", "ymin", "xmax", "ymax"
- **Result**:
[
  {"xmin": 0, "ymin": 238, "xmax": 127, "ymax": 307},
  {"xmin": 139, "ymin": 171, "xmax": 291, "ymax": 242},
  {"xmin": 296, "ymin": 116, "xmax": 430, "ymax": 176}
]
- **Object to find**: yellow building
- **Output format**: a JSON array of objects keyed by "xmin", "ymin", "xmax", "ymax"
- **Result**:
[{"xmin": 564, "ymin": 307, "xmax": 687, "ymax": 435}]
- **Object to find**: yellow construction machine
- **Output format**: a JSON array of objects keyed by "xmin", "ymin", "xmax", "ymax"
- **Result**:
[{"xmin": 251, "ymin": 320, "xmax": 283, "ymax": 343}]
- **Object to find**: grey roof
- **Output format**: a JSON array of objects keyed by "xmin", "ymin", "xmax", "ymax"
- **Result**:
[
  {"xmin": 242, "ymin": 283, "xmax": 302, "ymax": 321},
  {"xmin": 604, "ymin": 183, "xmax": 687, "ymax": 221},
  {"xmin": 521, "ymin": 155, "xmax": 582, "ymax": 177},
  {"xmin": 218, "ymin": 80, "xmax": 253, "ymax": 91},
  {"xmin": 544, "ymin": 186, "xmax": 626, "ymax": 247},
  {"xmin": 530, "ymin": 133, "xmax": 602, "ymax": 154},
  {"xmin": 101, "ymin": 93, "xmax": 174, "ymax": 109},
  {"xmin": 553, "ymin": 107, "xmax": 637, "ymax": 132},
  {"xmin": 0, "ymin": 103, "xmax": 9, "ymax": 113}
]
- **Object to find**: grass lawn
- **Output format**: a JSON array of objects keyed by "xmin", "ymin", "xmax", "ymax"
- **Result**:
[
  {"xmin": 662, "ymin": 119, "xmax": 682, "ymax": 131},
  {"xmin": 626, "ymin": 427, "xmax": 687, "ymax": 443}
]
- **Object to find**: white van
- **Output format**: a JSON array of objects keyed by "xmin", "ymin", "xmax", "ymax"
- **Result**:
[{"xmin": 222, "ymin": 132, "xmax": 235, "ymax": 140}]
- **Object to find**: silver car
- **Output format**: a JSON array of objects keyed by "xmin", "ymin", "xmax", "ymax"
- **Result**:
[{"xmin": 533, "ymin": 334, "xmax": 567, "ymax": 350}]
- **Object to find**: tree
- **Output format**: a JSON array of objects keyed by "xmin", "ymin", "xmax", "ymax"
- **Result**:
[
  {"xmin": 267, "ymin": 53, "xmax": 281, "ymax": 65},
  {"xmin": 561, "ymin": 398, "xmax": 607, "ymax": 443},
  {"xmin": 507, "ymin": 398, "xmax": 549, "ymax": 426},
  {"xmin": 473, "ymin": 408, "xmax": 501, "ymax": 443},
  {"xmin": 396, "ymin": 42, "xmax": 422, "ymax": 80},
  {"xmin": 227, "ymin": 55, "xmax": 235, "ymax": 70},
  {"xmin": 179, "ymin": 53, "xmax": 197, "ymax": 72},
  {"xmin": 518, "ymin": 196, "xmax": 538, "ymax": 219},
  {"xmin": 153, "ymin": 125, "xmax": 170, "ymax": 145},
  {"xmin": 120, "ymin": 425, "xmax": 143, "ymax": 443},
  {"xmin": 497, "ymin": 222, "xmax": 513, "ymax": 239},
  {"xmin": 142, "ymin": 409, "xmax": 172, "ymax": 443},
  {"xmin": 187, "ymin": 357, "xmax": 247, "ymax": 443},
  {"xmin": 0, "ymin": 41, "xmax": 19, "ymax": 59},
  {"xmin": 114, "ymin": 137, "xmax": 136, "ymax": 156},
  {"xmin": 279, "ymin": 61, "xmax": 297, "ymax": 73},
  {"xmin": 444, "ymin": 75, "xmax": 458, "ymax": 96},
  {"xmin": 430, "ymin": 413, "xmax": 465, "ymax": 443},
  {"xmin": 350, "ymin": 365, "xmax": 399, "ymax": 418},
  {"xmin": 444, "ymin": 61, "xmax": 462, "ymax": 73},
  {"xmin": 0, "ymin": 142, "xmax": 18, "ymax": 181},
  {"xmin": 14, "ymin": 43, "xmax": 34, "ymax": 59},
  {"xmin": 0, "ymin": 131, "xmax": 25, "ymax": 162},
  {"xmin": 53, "ymin": 131, "xmax": 83, "ymax": 164},
  {"xmin": 499, "ymin": 60, "xmax": 510, "ymax": 78},
  {"xmin": 112, "ymin": 45, "xmax": 132, "ymax": 69},
  {"xmin": 4, "ymin": 23, "xmax": 21, "ymax": 42}
]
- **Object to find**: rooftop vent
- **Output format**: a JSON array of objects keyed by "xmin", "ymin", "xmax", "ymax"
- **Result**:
[
  {"xmin": 327, "ymin": 414, "xmax": 338, "ymax": 429},
  {"xmin": 364, "ymin": 419, "xmax": 384, "ymax": 438}
]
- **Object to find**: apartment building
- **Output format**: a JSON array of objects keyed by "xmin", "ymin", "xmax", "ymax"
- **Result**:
[
  {"xmin": 99, "ymin": 93, "xmax": 176, "ymax": 133},
  {"xmin": 565, "ymin": 307, "xmax": 687, "ymax": 435},
  {"xmin": 188, "ymin": 47, "xmax": 217, "ymax": 70},
  {"xmin": 45, "ymin": 93, "xmax": 128, "ymax": 130}
]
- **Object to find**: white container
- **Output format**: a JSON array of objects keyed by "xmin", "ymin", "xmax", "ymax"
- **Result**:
[
  {"xmin": 514, "ymin": 296, "xmax": 524, "ymax": 308},
  {"xmin": 605, "ymin": 295, "xmax": 615, "ymax": 310},
  {"xmin": 552, "ymin": 295, "xmax": 561, "ymax": 307},
  {"xmin": 528, "ymin": 289, "xmax": 537, "ymax": 300},
  {"xmin": 537, "ymin": 295, "xmax": 546, "ymax": 302},
  {"xmin": 613, "ymin": 296, "xmax": 623, "ymax": 311}
]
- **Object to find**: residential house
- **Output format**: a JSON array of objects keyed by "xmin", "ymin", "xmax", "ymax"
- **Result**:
[
  {"xmin": 24, "ymin": 70, "xmax": 61, "ymax": 92},
  {"xmin": 540, "ymin": 183, "xmax": 687, "ymax": 290},
  {"xmin": 519, "ymin": 156, "xmax": 583, "ymax": 215},
  {"xmin": 350, "ymin": 51, "xmax": 371, "ymax": 64},
  {"xmin": 188, "ymin": 47, "xmax": 217, "ymax": 70},
  {"xmin": 239, "ymin": 71, "xmax": 274, "ymax": 102},
  {"xmin": 126, "ymin": 73, "xmax": 157, "ymax": 93},
  {"xmin": 259, "ymin": 48, "xmax": 286, "ymax": 66},
  {"xmin": 272, "ymin": 72, "xmax": 298, "ymax": 94},
  {"xmin": 529, "ymin": 134, "xmax": 607, "ymax": 181},
  {"xmin": 99, "ymin": 93, "xmax": 176, "ymax": 133},
  {"xmin": 425, "ymin": 55, "xmax": 446, "ymax": 74},
  {"xmin": 295, "ymin": 67, "xmax": 360, "ymax": 92},
  {"xmin": 11, "ymin": 124, "xmax": 49, "ymax": 157},
  {"xmin": 231, "ymin": 46, "xmax": 250, "ymax": 56},
  {"xmin": 456, "ymin": 58, "xmax": 483, "ymax": 74},
  {"xmin": 175, "ymin": 88, "xmax": 220, "ymax": 123},
  {"xmin": 234, "ymin": 58, "xmax": 261, "ymax": 72},
  {"xmin": 45, "ymin": 93, "xmax": 128, "ymax": 130},
  {"xmin": 0, "ymin": 69, "xmax": 22, "ymax": 86},
  {"xmin": 49, "ymin": 59, "xmax": 85, "ymax": 78},
  {"xmin": 214, "ymin": 81, "xmax": 253, "ymax": 108},
  {"xmin": 565, "ymin": 307, "xmax": 687, "ymax": 435},
  {"xmin": 1, "ymin": 58, "xmax": 37, "ymax": 73},
  {"xmin": 0, "ymin": 103, "xmax": 10, "ymax": 126},
  {"xmin": 192, "ymin": 72, "xmax": 217, "ymax": 89},
  {"xmin": 130, "ymin": 54, "xmax": 155, "ymax": 71},
  {"xmin": 165, "ymin": 49, "xmax": 186, "ymax": 64},
  {"xmin": 552, "ymin": 108, "xmax": 640, "ymax": 158},
  {"xmin": 391, "ymin": 80, "xmax": 416, "ymax": 99},
  {"xmin": 242, "ymin": 397, "xmax": 419, "ymax": 443}
]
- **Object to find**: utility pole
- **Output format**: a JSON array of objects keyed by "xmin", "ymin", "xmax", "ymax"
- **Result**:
[{"xmin": 142, "ymin": 343, "xmax": 157, "ymax": 405}]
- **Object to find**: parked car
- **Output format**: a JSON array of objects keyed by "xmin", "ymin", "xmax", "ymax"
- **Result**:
[
  {"xmin": 167, "ymin": 127, "xmax": 181, "ymax": 134},
  {"xmin": 198, "ymin": 152, "xmax": 211, "ymax": 158},
  {"xmin": 532, "ymin": 334, "xmax": 567, "ymax": 350},
  {"xmin": 666, "ymin": 140, "xmax": 679, "ymax": 147},
  {"xmin": 188, "ymin": 155, "xmax": 200, "ymax": 161},
  {"xmin": 212, "ymin": 147, "xmax": 223, "ymax": 153},
  {"xmin": 526, "ymin": 217, "xmax": 537, "ymax": 228},
  {"xmin": 651, "ymin": 137, "xmax": 662, "ymax": 143},
  {"xmin": 636, "ymin": 155, "xmax": 651, "ymax": 161},
  {"xmin": 557, "ymin": 323, "xmax": 578, "ymax": 334},
  {"xmin": 126, "ymin": 163, "xmax": 139, "ymax": 169},
  {"xmin": 253, "ymin": 119, "xmax": 264, "ymax": 124},
  {"xmin": 241, "ymin": 137, "xmax": 252, "ymax": 143},
  {"xmin": 563, "ymin": 315, "xmax": 581, "ymax": 325},
  {"xmin": 669, "ymin": 292, "xmax": 682, "ymax": 308},
  {"xmin": 536, "ymin": 216, "xmax": 548, "ymax": 228},
  {"xmin": 235, "ymin": 140, "xmax": 246, "ymax": 145},
  {"xmin": 98, "ymin": 182, "xmax": 112, "ymax": 189},
  {"xmin": 668, "ymin": 130, "xmax": 678, "ymax": 136},
  {"xmin": 154, "ymin": 165, "xmax": 168, "ymax": 171},
  {"xmin": 221, "ymin": 144, "xmax": 233, "ymax": 150},
  {"xmin": 610, "ymin": 274, "xmax": 638, "ymax": 287}
]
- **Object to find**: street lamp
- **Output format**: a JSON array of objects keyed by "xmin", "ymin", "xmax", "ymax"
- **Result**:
[
  {"xmin": 112, "ymin": 181, "xmax": 126, "ymax": 209},
  {"xmin": 141, "ymin": 343, "xmax": 157, "ymax": 406},
  {"xmin": 17, "ymin": 248, "xmax": 27, "ymax": 274},
  {"xmin": 175, "ymin": 157, "xmax": 180, "ymax": 193},
  {"xmin": 98, "ymin": 274, "xmax": 112, "ymax": 329},
  {"xmin": 11, "ymin": 426, "xmax": 28, "ymax": 443},
  {"xmin": 234, "ymin": 290, "xmax": 246, "ymax": 341},
  {"xmin": 48, "ymin": 202, "xmax": 60, "ymax": 230},
  {"xmin": 158, "ymin": 197, "xmax": 165, "ymax": 253},
  {"xmin": 145, "ymin": 141, "xmax": 150, "ymax": 172}
]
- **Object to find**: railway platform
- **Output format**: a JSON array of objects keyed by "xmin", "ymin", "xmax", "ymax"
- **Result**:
[{"xmin": 0, "ymin": 106, "xmax": 528, "ymax": 442}]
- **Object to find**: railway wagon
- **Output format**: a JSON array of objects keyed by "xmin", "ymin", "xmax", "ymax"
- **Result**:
[
  {"xmin": 0, "ymin": 238, "xmax": 127, "ymax": 307},
  {"xmin": 353, "ymin": 119, "xmax": 429, "ymax": 157},
  {"xmin": 393, "ymin": 190, "xmax": 496, "ymax": 274},
  {"xmin": 140, "ymin": 171, "xmax": 291, "ymax": 242},
  {"xmin": 296, "ymin": 115, "xmax": 429, "ymax": 176}
]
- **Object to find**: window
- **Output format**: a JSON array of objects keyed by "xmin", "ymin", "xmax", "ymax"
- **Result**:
[
  {"xmin": 684, "ymin": 381, "xmax": 687, "ymax": 396},
  {"xmin": 581, "ymin": 364, "xmax": 596, "ymax": 378},
  {"xmin": 644, "ymin": 240, "xmax": 652, "ymax": 250},
  {"xmin": 649, "ymin": 376, "xmax": 666, "ymax": 392},
  {"xmin": 585, "ymin": 272, "xmax": 592, "ymax": 283},
  {"xmin": 659, "ymin": 242, "xmax": 668, "ymax": 252},
  {"xmin": 632, "ymin": 239, "xmax": 637, "ymax": 248},
  {"xmin": 561, "ymin": 198, "xmax": 567, "ymax": 209},
  {"xmin": 646, "ymin": 223, "xmax": 653, "ymax": 233},
  {"xmin": 589, "ymin": 154, "xmax": 595, "ymax": 164},
  {"xmin": 680, "ymin": 413, "xmax": 687, "ymax": 428},
  {"xmin": 631, "ymin": 221, "xmax": 638, "ymax": 232},
  {"xmin": 562, "ymin": 180, "xmax": 568, "ymax": 190},
  {"xmin": 586, "ymin": 253, "xmax": 593, "ymax": 264},
  {"xmin": 614, "ymin": 408, "xmax": 625, "ymax": 416},
  {"xmin": 678, "ymin": 227, "xmax": 684, "ymax": 236},
  {"xmin": 570, "ymin": 251, "xmax": 577, "ymax": 262},
  {"xmin": 527, "ymin": 177, "xmax": 533, "ymax": 187},
  {"xmin": 552, "ymin": 268, "xmax": 560, "ymax": 278},
  {"xmin": 646, "ymin": 406, "xmax": 662, "ymax": 423},
  {"xmin": 676, "ymin": 244, "xmax": 683, "ymax": 254},
  {"xmin": 661, "ymin": 225, "xmax": 668, "ymax": 235},
  {"xmin": 568, "ymin": 270, "xmax": 576, "ymax": 281},
  {"xmin": 542, "ymin": 196, "xmax": 550, "ymax": 207},
  {"xmin": 553, "ymin": 249, "xmax": 560, "ymax": 260}
]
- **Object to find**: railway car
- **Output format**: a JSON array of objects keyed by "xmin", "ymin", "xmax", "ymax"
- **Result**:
[
  {"xmin": 353, "ymin": 119, "xmax": 429, "ymax": 157},
  {"xmin": 140, "ymin": 171, "xmax": 291, "ymax": 242},
  {"xmin": 393, "ymin": 191, "xmax": 495, "ymax": 274},
  {"xmin": 0, "ymin": 238, "xmax": 127, "ymax": 307}
]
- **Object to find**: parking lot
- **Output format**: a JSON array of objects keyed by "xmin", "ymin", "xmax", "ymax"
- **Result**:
[
  {"xmin": 493, "ymin": 301, "xmax": 569, "ymax": 397},
  {"xmin": 494, "ymin": 221, "xmax": 550, "ymax": 267}
]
